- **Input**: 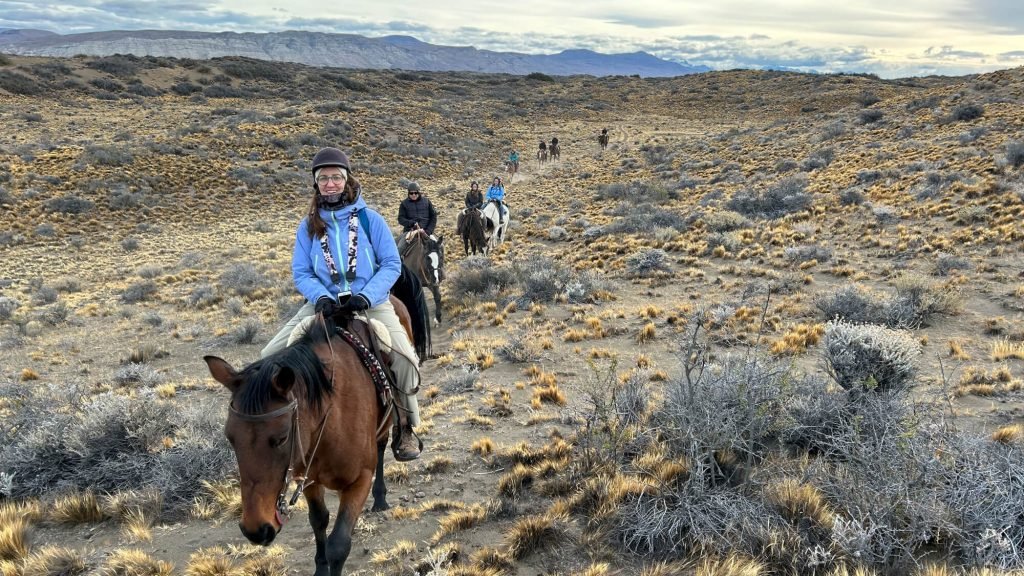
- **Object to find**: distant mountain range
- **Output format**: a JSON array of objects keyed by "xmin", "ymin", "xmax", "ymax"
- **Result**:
[{"xmin": 0, "ymin": 28, "xmax": 709, "ymax": 77}]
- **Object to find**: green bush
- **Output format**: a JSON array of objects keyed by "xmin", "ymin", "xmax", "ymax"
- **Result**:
[{"xmin": 526, "ymin": 72, "xmax": 554, "ymax": 82}]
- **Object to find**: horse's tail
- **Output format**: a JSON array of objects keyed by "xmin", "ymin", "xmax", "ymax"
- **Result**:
[{"xmin": 392, "ymin": 263, "xmax": 431, "ymax": 360}]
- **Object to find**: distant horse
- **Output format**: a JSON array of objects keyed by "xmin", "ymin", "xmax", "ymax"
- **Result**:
[
  {"xmin": 457, "ymin": 207, "xmax": 487, "ymax": 256},
  {"xmin": 481, "ymin": 201, "xmax": 510, "ymax": 253},
  {"xmin": 537, "ymin": 148, "xmax": 548, "ymax": 162},
  {"xmin": 549, "ymin": 141, "xmax": 560, "ymax": 160},
  {"xmin": 598, "ymin": 131, "xmax": 609, "ymax": 150},
  {"xmin": 505, "ymin": 160, "xmax": 518, "ymax": 182},
  {"xmin": 204, "ymin": 293, "xmax": 421, "ymax": 576},
  {"xmin": 400, "ymin": 231, "xmax": 444, "ymax": 326}
]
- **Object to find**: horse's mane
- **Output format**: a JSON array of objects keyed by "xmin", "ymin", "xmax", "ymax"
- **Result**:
[{"xmin": 236, "ymin": 320, "xmax": 333, "ymax": 415}]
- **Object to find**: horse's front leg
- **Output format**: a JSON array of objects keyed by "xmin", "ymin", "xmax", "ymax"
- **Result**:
[
  {"xmin": 305, "ymin": 485, "xmax": 331, "ymax": 576},
  {"xmin": 430, "ymin": 285, "xmax": 442, "ymax": 325},
  {"xmin": 326, "ymin": 472, "xmax": 373, "ymax": 576},
  {"xmin": 371, "ymin": 439, "xmax": 389, "ymax": 512}
]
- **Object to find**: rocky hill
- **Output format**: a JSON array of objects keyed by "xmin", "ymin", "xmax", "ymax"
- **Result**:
[{"xmin": 0, "ymin": 28, "xmax": 708, "ymax": 77}]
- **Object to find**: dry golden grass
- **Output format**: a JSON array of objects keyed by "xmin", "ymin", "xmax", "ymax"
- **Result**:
[
  {"xmin": 0, "ymin": 501, "xmax": 42, "ymax": 525},
  {"xmin": 504, "ymin": 513, "xmax": 566, "ymax": 560},
  {"xmin": 184, "ymin": 547, "xmax": 234, "ymax": 576},
  {"xmin": 423, "ymin": 456, "xmax": 454, "ymax": 474},
  {"xmin": 471, "ymin": 437, "xmax": 495, "ymax": 456},
  {"xmin": 991, "ymin": 340, "xmax": 1024, "ymax": 361},
  {"xmin": 947, "ymin": 339, "xmax": 971, "ymax": 360},
  {"xmin": 531, "ymin": 383, "xmax": 566, "ymax": 407},
  {"xmin": 370, "ymin": 540, "xmax": 417, "ymax": 566},
  {"xmin": 769, "ymin": 323, "xmax": 824, "ymax": 355},
  {"xmin": 992, "ymin": 423, "xmax": 1024, "ymax": 444},
  {"xmin": 0, "ymin": 518, "xmax": 30, "ymax": 562},
  {"xmin": 430, "ymin": 504, "xmax": 488, "ymax": 544},
  {"xmin": 98, "ymin": 549, "xmax": 174, "ymax": 576},
  {"xmin": 199, "ymin": 480, "xmax": 242, "ymax": 519},
  {"xmin": 455, "ymin": 411, "xmax": 494, "ymax": 429},
  {"xmin": 467, "ymin": 547, "xmax": 514, "ymax": 573},
  {"xmin": 694, "ymin": 554, "xmax": 768, "ymax": 576},
  {"xmin": 19, "ymin": 369, "xmax": 39, "ymax": 381},
  {"xmin": 50, "ymin": 491, "xmax": 106, "ymax": 524},
  {"xmin": 563, "ymin": 328, "xmax": 589, "ymax": 342},
  {"xmin": 763, "ymin": 478, "xmax": 835, "ymax": 529},
  {"xmin": 385, "ymin": 462, "xmax": 411, "ymax": 484},
  {"xmin": 496, "ymin": 464, "xmax": 534, "ymax": 498},
  {"xmin": 21, "ymin": 546, "xmax": 90, "ymax": 576},
  {"xmin": 636, "ymin": 322, "xmax": 656, "ymax": 343}
]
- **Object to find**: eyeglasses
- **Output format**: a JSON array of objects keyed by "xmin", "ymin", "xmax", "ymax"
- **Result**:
[
  {"xmin": 408, "ymin": 191, "xmax": 420, "ymax": 196},
  {"xmin": 316, "ymin": 174, "xmax": 346, "ymax": 185}
]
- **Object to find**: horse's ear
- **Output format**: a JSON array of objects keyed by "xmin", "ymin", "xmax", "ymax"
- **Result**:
[
  {"xmin": 205, "ymin": 356, "xmax": 240, "ymax": 393},
  {"xmin": 272, "ymin": 366, "xmax": 296, "ymax": 398},
  {"xmin": 436, "ymin": 234, "xmax": 444, "ymax": 244}
]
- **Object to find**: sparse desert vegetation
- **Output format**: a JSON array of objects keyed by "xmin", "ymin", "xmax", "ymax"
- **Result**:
[{"xmin": 1, "ymin": 53, "xmax": 1023, "ymax": 574}]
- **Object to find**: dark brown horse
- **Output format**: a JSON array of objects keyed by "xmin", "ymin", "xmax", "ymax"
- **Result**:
[
  {"xmin": 204, "ymin": 297, "xmax": 417, "ymax": 576},
  {"xmin": 457, "ymin": 207, "xmax": 487, "ymax": 255},
  {"xmin": 598, "ymin": 130, "xmax": 609, "ymax": 150},
  {"xmin": 549, "ymin": 141, "xmax": 561, "ymax": 160},
  {"xmin": 400, "ymin": 232, "xmax": 444, "ymax": 326}
]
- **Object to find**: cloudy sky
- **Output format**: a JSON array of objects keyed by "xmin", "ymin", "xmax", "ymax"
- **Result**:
[{"xmin": 2, "ymin": 0, "xmax": 1023, "ymax": 78}]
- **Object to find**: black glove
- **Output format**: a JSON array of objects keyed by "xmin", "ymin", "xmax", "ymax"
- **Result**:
[
  {"xmin": 314, "ymin": 296, "xmax": 339, "ymax": 317},
  {"xmin": 339, "ymin": 294, "xmax": 370, "ymax": 313}
]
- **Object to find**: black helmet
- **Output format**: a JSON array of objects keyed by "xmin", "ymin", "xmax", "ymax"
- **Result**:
[
  {"xmin": 407, "ymin": 182, "xmax": 421, "ymax": 193},
  {"xmin": 311, "ymin": 147, "xmax": 350, "ymax": 174}
]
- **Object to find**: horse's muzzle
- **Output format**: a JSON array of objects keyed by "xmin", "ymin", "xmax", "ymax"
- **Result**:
[{"xmin": 240, "ymin": 522, "xmax": 278, "ymax": 546}]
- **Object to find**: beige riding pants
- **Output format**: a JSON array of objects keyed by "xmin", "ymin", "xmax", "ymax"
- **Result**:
[{"xmin": 261, "ymin": 299, "xmax": 421, "ymax": 427}]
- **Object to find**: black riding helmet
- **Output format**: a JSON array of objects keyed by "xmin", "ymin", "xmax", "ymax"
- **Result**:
[
  {"xmin": 311, "ymin": 147, "xmax": 356, "ymax": 205},
  {"xmin": 311, "ymin": 147, "xmax": 350, "ymax": 174}
]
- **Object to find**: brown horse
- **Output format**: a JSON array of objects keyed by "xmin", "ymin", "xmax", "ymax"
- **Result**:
[
  {"xmin": 598, "ymin": 131, "xmax": 609, "ymax": 150},
  {"xmin": 400, "ymin": 232, "xmax": 444, "ymax": 326},
  {"xmin": 549, "ymin": 141, "xmax": 561, "ymax": 160},
  {"xmin": 204, "ymin": 298, "xmax": 416, "ymax": 576},
  {"xmin": 457, "ymin": 207, "xmax": 487, "ymax": 255}
]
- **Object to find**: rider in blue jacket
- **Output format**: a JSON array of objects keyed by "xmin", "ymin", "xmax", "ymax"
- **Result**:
[
  {"xmin": 261, "ymin": 147, "xmax": 422, "ymax": 461},
  {"xmin": 486, "ymin": 176, "xmax": 506, "ymax": 225}
]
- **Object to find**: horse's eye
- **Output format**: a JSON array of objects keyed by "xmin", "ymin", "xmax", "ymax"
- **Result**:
[{"xmin": 269, "ymin": 435, "xmax": 289, "ymax": 448}]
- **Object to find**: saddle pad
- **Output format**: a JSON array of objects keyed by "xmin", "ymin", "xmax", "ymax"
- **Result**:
[{"xmin": 287, "ymin": 314, "xmax": 392, "ymax": 349}]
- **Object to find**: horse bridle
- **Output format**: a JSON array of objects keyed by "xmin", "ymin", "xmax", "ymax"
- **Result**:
[{"xmin": 228, "ymin": 393, "xmax": 333, "ymax": 527}]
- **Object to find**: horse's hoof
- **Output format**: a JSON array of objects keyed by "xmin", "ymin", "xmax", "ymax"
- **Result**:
[{"xmin": 371, "ymin": 502, "xmax": 390, "ymax": 512}]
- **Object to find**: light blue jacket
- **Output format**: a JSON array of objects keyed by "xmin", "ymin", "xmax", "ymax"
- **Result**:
[
  {"xmin": 486, "ymin": 184, "xmax": 505, "ymax": 202},
  {"xmin": 292, "ymin": 195, "xmax": 400, "ymax": 307}
]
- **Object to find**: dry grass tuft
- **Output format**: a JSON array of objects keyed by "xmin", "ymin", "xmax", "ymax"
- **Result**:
[
  {"xmin": 0, "ymin": 518, "xmax": 30, "ymax": 562},
  {"xmin": 471, "ymin": 437, "xmax": 495, "ymax": 456},
  {"xmin": 496, "ymin": 464, "xmax": 534, "ymax": 498},
  {"xmin": 22, "ymin": 546, "xmax": 90, "ymax": 576},
  {"xmin": 431, "ymin": 504, "xmax": 488, "ymax": 544},
  {"xmin": 763, "ymin": 479, "xmax": 835, "ymax": 529},
  {"xmin": 370, "ymin": 539, "xmax": 417, "ymax": 566},
  {"xmin": 50, "ymin": 491, "xmax": 106, "ymax": 524},
  {"xmin": 947, "ymin": 339, "xmax": 971, "ymax": 360},
  {"xmin": 636, "ymin": 322, "xmax": 656, "ymax": 343},
  {"xmin": 991, "ymin": 339, "xmax": 1024, "ymax": 361},
  {"xmin": 769, "ymin": 323, "xmax": 824, "ymax": 355},
  {"xmin": 504, "ymin": 514, "xmax": 566, "ymax": 560},
  {"xmin": 991, "ymin": 423, "xmax": 1024, "ymax": 444},
  {"xmin": 199, "ymin": 480, "xmax": 242, "ymax": 519},
  {"xmin": 385, "ymin": 462, "xmax": 411, "ymax": 484},
  {"xmin": 468, "ymin": 547, "xmax": 515, "ymax": 573},
  {"xmin": 695, "ymin": 554, "xmax": 768, "ymax": 576},
  {"xmin": 531, "ymin": 382, "xmax": 566, "ymax": 407},
  {"xmin": 99, "ymin": 549, "xmax": 174, "ymax": 576},
  {"xmin": 423, "ymin": 456, "xmax": 454, "ymax": 474},
  {"xmin": 0, "ymin": 501, "xmax": 42, "ymax": 525},
  {"xmin": 184, "ymin": 547, "xmax": 234, "ymax": 576},
  {"xmin": 639, "ymin": 561, "xmax": 693, "ymax": 576}
]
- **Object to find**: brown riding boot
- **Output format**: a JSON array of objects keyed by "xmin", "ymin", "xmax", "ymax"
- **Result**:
[{"xmin": 392, "ymin": 411, "xmax": 422, "ymax": 462}]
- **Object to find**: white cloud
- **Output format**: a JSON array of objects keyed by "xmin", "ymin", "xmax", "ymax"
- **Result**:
[{"xmin": 2, "ymin": 0, "xmax": 1023, "ymax": 77}]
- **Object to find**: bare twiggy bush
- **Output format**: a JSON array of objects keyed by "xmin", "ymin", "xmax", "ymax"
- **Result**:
[
  {"xmin": 0, "ymin": 382, "xmax": 233, "ymax": 516},
  {"xmin": 218, "ymin": 264, "xmax": 271, "ymax": 297},
  {"xmin": 822, "ymin": 320, "xmax": 920, "ymax": 392},
  {"xmin": 626, "ymin": 249, "xmax": 671, "ymax": 277},
  {"xmin": 498, "ymin": 331, "xmax": 541, "ymax": 363},
  {"xmin": 114, "ymin": 363, "xmax": 164, "ymax": 387},
  {"xmin": 726, "ymin": 175, "xmax": 811, "ymax": 219},
  {"xmin": 440, "ymin": 364, "xmax": 479, "ymax": 393},
  {"xmin": 450, "ymin": 256, "xmax": 517, "ymax": 301}
]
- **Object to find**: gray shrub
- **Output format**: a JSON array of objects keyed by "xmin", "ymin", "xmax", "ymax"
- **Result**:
[
  {"xmin": 218, "ymin": 263, "xmax": 271, "ymax": 297},
  {"xmin": 626, "ymin": 249, "xmax": 671, "ymax": 277},
  {"xmin": 822, "ymin": 320, "xmax": 920, "ymax": 392},
  {"xmin": 726, "ymin": 175, "xmax": 812, "ymax": 219}
]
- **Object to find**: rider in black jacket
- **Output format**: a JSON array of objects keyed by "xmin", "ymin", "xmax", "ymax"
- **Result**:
[{"xmin": 397, "ymin": 182, "xmax": 437, "ymax": 253}]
